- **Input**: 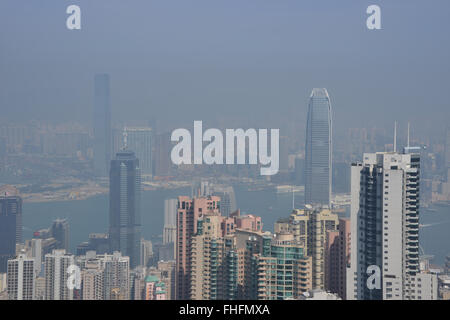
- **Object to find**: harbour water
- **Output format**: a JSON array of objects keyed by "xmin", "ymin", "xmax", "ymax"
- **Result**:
[{"xmin": 22, "ymin": 184, "xmax": 450, "ymax": 266}]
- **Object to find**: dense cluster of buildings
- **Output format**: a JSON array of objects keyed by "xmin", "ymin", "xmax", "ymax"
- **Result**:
[{"xmin": 0, "ymin": 86, "xmax": 448, "ymax": 300}]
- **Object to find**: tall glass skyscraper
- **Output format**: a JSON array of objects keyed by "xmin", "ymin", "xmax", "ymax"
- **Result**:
[
  {"xmin": 93, "ymin": 74, "xmax": 112, "ymax": 177},
  {"xmin": 109, "ymin": 150, "xmax": 141, "ymax": 268},
  {"xmin": 305, "ymin": 88, "xmax": 332, "ymax": 208}
]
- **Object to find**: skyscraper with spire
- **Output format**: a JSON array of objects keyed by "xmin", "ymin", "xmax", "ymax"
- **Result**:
[{"xmin": 304, "ymin": 88, "xmax": 332, "ymax": 208}]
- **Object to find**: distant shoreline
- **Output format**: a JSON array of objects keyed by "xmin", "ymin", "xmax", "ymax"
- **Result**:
[{"xmin": 21, "ymin": 183, "xmax": 193, "ymax": 204}]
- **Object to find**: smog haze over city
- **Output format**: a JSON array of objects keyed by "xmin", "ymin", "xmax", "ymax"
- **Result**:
[{"xmin": 0, "ymin": 0, "xmax": 449, "ymax": 305}]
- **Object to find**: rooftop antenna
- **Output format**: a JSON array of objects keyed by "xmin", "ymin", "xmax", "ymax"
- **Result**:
[
  {"xmin": 393, "ymin": 121, "xmax": 397, "ymax": 152},
  {"xmin": 122, "ymin": 127, "xmax": 128, "ymax": 150},
  {"xmin": 407, "ymin": 121, "xmax": 410, "ymax": 148}
]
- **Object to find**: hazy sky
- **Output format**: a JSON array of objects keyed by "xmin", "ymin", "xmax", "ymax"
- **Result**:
[{"xmin": 0, "ymin": 0, "xmax": 449, "ymax": 137}]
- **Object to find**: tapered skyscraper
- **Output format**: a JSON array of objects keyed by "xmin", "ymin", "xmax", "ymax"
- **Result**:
[
  {"xmin": 93, "ymin": 74, "xmax": 112, "ymax": 177},
  {"xmin": 305, "ymin": 88, "xmax": 332, "ymax": 208},
  {"xmin": 109, "ymin": 150, "xmax": 141, "ymax": 268},
  {"xmin": 123, "ymin": 127, "xmax": 153, "ymax": 176}
]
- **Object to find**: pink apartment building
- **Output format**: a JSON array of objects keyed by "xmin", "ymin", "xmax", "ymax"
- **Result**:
[
  {"xmin": 176, "ymin": 196, "xmax": 263, "ymax": 300},
  {"xmin": 325, "ymin": 217, "xmax": 350, "ymax": 299},
  {"xmin": 176, "ymin": 195, "xmax": 221, "ymax": 300}
]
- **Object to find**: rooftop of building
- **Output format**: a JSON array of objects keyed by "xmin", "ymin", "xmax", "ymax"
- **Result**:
[
  {"xmin": 145, "ymin": 275, "xmax": 160, "ymax": 283},
  {"xmin": 0, "ymin": 185, "xmax": 20, "ymax": 197}
]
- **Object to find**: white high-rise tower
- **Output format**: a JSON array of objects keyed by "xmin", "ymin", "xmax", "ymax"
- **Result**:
[
  {"xmin": 347, "ymin": 149, "xmax": 437, "ymax": 300},
  {"xmin": 44, "ymin": 249, "xmax": 74, "ymax": 300},
  {"xmin": 305, "ymin": 88, "xmax": 332, "ymax": 208}
]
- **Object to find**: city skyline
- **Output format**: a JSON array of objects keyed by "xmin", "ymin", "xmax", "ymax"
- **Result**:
[{"xmin": 1, "ymin": 83, "xmax": 449, "ymax": 300}]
